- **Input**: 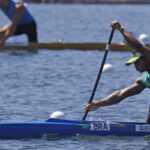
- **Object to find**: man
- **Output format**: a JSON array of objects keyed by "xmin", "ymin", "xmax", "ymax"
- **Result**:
[
  {"xmin": 84, "ymin": 20, "xmax": 150, "ymax": 122},
  {"xmin": 0, "ymin": 0, "xmax": 37, "ymax": 44}
]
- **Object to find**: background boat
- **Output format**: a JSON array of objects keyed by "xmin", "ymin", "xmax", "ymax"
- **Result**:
[{"xmin": 0, "ymin": 42, "xmax": 134, "ymax": 51}]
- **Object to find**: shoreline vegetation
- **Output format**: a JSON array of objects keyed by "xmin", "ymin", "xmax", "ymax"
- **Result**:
[{"xmin": 29, "ymin": 0, "xmax": 150, "ymax": 4}]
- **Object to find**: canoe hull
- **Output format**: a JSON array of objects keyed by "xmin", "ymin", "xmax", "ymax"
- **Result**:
[{"xmin": 0, "ymin": 119, "xmax": 150, "ymax": 139}]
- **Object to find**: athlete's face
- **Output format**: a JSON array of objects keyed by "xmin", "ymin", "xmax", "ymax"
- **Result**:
[{"xmin": 134, "ymin": 57, "xmax": 147, "ymax": 73}]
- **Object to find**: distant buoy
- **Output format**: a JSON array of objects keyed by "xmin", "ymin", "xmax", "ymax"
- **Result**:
[
  {"xmin": 138, "ymin": 33, "xmax": 149, "ymax": 45},
  {"xmin": 50, "ymin": 111, "xmax": 65, "ymax": 119},
  {"xmin": 24, "ymin": 3, "xmax": 28, "ymax": 7},
  {"xmin": 102, "ymin": 64, "xmax": 113, "ymax": 73},
  {"xmin": 58, "ymin": 39, "xmax": 63, "ymax": 43}
]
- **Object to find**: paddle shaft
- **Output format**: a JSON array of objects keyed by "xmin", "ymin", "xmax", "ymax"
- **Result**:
[{"xmin": 82, "ymin": 28, "xmax": 115, "ymax": 121}]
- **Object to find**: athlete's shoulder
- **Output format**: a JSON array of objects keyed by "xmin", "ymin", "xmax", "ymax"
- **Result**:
[{"xmin": 140, "ymin": 71, "xmax": 150, "ymax": 88}]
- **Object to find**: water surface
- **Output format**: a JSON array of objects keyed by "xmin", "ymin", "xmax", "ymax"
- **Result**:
[{"xmin": 0, "ymin": 4, "xmax": 150, "ymax": 150}]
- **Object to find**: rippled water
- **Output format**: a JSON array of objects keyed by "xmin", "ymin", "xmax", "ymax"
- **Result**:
[{"xmin": 0, "ymin": 4, "xmax": 150, "ymax": 150}]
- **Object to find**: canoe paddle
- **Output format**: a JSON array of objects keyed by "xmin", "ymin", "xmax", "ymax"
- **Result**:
[{"xmin": 82, "ymin": 28, "xmax": 115, "ymax": 121}]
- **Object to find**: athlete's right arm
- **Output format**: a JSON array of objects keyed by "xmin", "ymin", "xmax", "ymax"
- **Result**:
[{"xmin": 84, "ymin": 78, "xmax": 145, "ymax": 112}]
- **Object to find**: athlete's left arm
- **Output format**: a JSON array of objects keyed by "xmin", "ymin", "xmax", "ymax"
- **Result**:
[
  {"xmin": 121, "ymin": 29, "xmax": 150, "ymax": 58},
  {"xmin": 0, "ymin": 2, "xmax": 25, "ymax": 44},
  {"xmin": 140, "ymin": 45, "xmax": 150, "ymax": 58},
  {"xmin": 111, "ymin": 20, "xmax": 150, "ymax": 58},
  {"xmin": 12, "ymin": 2, "xmax": 25, "ymax": 29}
]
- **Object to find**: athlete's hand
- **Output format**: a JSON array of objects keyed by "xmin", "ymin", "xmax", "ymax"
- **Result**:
[
  {"xmin": 1, "ymin": 24, "xmax": 16, "ymax": 36},
  {"xmin": 84, "ymin": 103, "xmax": 99, "ymax": 112},
  {"xmin": 0, "ymin": 24, "xmax": 16, "ymax": 44},
  {"xmin": 111, "ymin": 20, "xmax": 122, "ymax": 30}
]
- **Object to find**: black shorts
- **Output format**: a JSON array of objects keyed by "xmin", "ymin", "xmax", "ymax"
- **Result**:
[{"xmin": 13, "ymin": 21, "xmax": 38, "ymax": 43}]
